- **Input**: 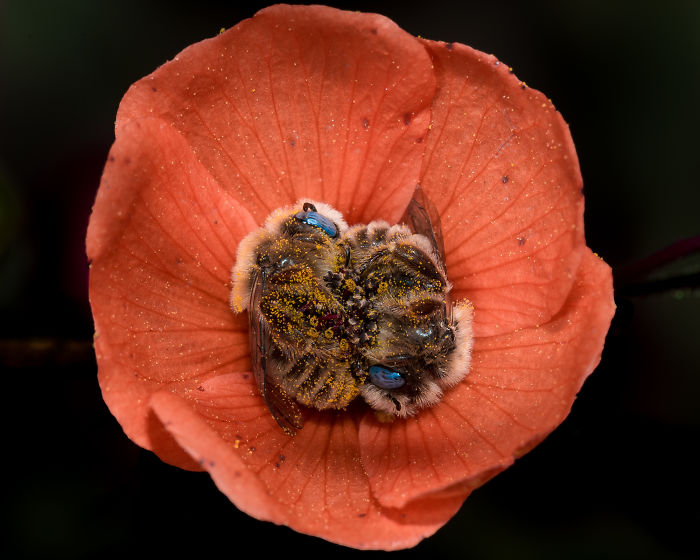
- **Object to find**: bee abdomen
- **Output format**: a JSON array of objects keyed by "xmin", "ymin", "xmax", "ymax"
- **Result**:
[
  {"xmin": 284, "ymin": 357, "xmax": 360, "ymax": 410},
  {"xmin": 260, "ymin": 265, "xmax": 342, "ymax": 349},
  {"xmin": 360, "ymin": 247, "xmax": 445, "ymax": 296}
]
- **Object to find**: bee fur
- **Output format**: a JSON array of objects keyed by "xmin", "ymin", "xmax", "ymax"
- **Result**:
[{"xmin": 230, "ymin": 197, "xmax": 474, "ymax": 433}]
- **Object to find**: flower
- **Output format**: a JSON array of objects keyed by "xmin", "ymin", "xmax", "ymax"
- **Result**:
[{"xmin": 87, "ymin": 4, "xmax": 615, "ymax": 551}]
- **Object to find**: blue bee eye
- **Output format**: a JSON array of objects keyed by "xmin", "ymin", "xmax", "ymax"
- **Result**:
[
  {"xmin": 294, "ymin": 211, "xmax": 338, "ymax": 238},
  {"xmin": 369, "ymin": 365, "xmax": 405, "ymax": 390}
]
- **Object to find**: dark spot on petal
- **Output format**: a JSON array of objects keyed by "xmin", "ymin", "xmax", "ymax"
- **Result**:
[
  {"xmin": 151, "ymin": 86, "xmax": 157, "ymax": 92},
  {"xmin": 446, "ymin": 42, "xmax": 454, "ymax": 51},
  {"xmin": 234, "ymin": 471, "xmax": 242, "ymax": 477},
  {"xmin": 358, "ymin": 513, "xmax": 367, "ymax": 518},
  {"xmin": 289, "ymin": 138, "xmax": 296, "ymax": 147},
  {"xmin": 242, "ymin": 373, "xmax": 250, "ymax": 379},
  {"xmin": 518, "ymin": 237, "xmax": 526, "ymax": 246},
  {"xmin": 279, "ymin": 454, "xmax": 286, "ymax": 462},
  {"xmin": 416, "ymin": 137, "xmax": 423, "ymax": 144},
  {"xmin": 370, "ymin": 28, "xmax": 377, "ymax": 35},
  {"xmin": 124, "ymin": 157, "xmax": 131, "ymax": 165},
  {"xmin": 274, "ymin": 462, "xmax": 280, "ymax": 468},
  {"xmin": 108, "ymin": 155, "xmax": 115, "ymax": 162},
  {"xmin": 403, "ymin": 113, "xmax": 411, "ymax": 126},
  {"xmin": 249, "ymin": 446, "xmax": 256, "ymax": 452},
  {"xmin": 362, "ymin": 118, "xmax": 370, "ymax": 129},
  {"xmin": 521, "ymin": 84, "xmax": 526, "ymax": 90},
  {"xmin": 502, "ymin": 175, "xmax": 509, "ymax": 183},
  {"xmin": 176, "ymin": 258, "xmax": 183, "ymax": 264},
  {"xmin": 209, "ymin": 460, "xmax": 215, "ymax": 467},
  {"xmin": 213, "ymin": 219, "xmax": 218, "ymax": 225},
  {"xmin": 197, "ymin": 385, "xmax": 205, "ymax": 392}
]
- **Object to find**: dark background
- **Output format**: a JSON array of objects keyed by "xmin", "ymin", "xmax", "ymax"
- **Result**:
[{"xmin": 2, "ymin": 1, "xmax": 698, "ymax": 558}]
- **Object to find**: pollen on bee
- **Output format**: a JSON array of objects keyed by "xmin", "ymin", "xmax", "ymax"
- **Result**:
[
  {"xmin": 229, "ymin": 195, "xmax": 474, "ymax": 434},
  {"xmin": 231, "ymin": 295, "xmax": 244, "ymax": 312}
]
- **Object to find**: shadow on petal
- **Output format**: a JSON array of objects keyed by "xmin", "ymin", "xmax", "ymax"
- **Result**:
[{"xmin": 360, "ymin": 249, "xmax": 614, "ymax": 508}]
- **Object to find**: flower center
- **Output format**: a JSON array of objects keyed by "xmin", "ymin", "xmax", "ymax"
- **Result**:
[{"xmin": 230, "ymin": 199, "xmax": 473, "ymax": 435}]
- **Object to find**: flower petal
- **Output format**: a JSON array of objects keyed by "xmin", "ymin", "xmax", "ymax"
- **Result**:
[
  {"xmin": 149, "ymin": 373, "xmax": 468, "ymax": 550},
  {"xmin": 359, "ymin": 249, "xmax": 614, "ymax": 508},
  {"xmin": 419, "ymin": 40, "xmax": 586, "ymax": 336},
  {"xmin": 87, "ymin": 118, "xmax": 258, "ymax": 467},
  {"xmin": 117, "ymin": 5, "xmax": 435, "ymax": 225}
]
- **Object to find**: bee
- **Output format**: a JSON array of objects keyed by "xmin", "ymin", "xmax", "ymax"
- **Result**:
[{"xmin": 231, "ymin": 187, "xmax": 473, "ymax": 435}]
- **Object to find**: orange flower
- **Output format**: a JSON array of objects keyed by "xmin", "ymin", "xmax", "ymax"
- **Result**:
[{"xmin": 87, "ymin": 5, "xmax": 614, "ymax": 550}]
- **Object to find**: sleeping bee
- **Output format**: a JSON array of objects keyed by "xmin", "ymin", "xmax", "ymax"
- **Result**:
[{"xmin": 231, "ymin": 187, "xmax": 473, "ymax": 435}]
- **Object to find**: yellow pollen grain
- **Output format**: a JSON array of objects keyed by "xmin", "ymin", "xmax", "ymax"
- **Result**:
[
  {"xmin": 377, "ymin": 281, "xmax": 388, "ymax": 295},
  {"xmin": 307, "ymin": 327, "xmax": 319, "ymax": 338},
  {"xmin": 324, "ymin": 328, "xmax": 334, "ymax": 339}
]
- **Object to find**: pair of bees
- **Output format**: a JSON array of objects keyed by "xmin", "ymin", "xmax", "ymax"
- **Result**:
[{"xmin": 231, "ymin": 189, "xmax": 472, "ymax": 435}]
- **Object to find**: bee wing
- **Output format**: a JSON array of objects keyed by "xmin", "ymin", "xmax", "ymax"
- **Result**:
[
  {"xmin": 400, "ymin": 185, "xmax": 454, "ymax": 323},
  {"xmin": 400, "ymin": 184, "xmax": 447, "ymax": 266},
  {"xmin": 249, "ymin": 268, "xmax": 304, "ymax": 436}
]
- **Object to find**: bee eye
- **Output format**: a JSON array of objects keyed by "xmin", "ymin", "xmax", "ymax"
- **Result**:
[
  {"xmin": 369, "ymin": 365, "xmax": 406, "ymax": 390},
  {"xmin": 294, "ymin": 210, "xmax": 338, "ymax": 238}
]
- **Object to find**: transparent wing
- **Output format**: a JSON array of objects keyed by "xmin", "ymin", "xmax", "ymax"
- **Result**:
[
  {"xmin": 400, "ymin": 184, "xmax": 447, "ymax": 267},
  {"xmin": 249, "ymin": 268, "xmax": 304, "ymax": 436},
  {"xmin": 400, "ymin": 184, "xmax": 453, "ymax": 323}
]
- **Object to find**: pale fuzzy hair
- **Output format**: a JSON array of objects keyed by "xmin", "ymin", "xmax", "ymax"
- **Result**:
[
  {"xmin": 344, "ymin": 222, "xmax": 447, "ymax": 277},
  {"xmin": 369, "ymin": 222, "xmax": 449, "ymax": 281},
  {"xmin": 360, "ymin": 377, "xmax": 444, "ymax": 418},
  {"xmin": 438, "ymin": 300, "xmax": 474, "ymax": 389},
  {"xmin": 229, "ymin": 199, "xmax": 348, "ymax": 312},
  {"xmin": 261, "ymin": 199, "xmax": 348, "ymax": 237},
  {"xmin": 360, "ymin": 299, "xmax": 474, "ymax": 418}
]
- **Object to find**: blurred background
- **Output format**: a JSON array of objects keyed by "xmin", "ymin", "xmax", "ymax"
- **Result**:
[{"xmin": 1, "ymin": 0, "xmax": 698, "ymax": 558}]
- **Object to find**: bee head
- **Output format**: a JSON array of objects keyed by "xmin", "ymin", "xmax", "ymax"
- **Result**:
[
  {"xmin": 360, "ymin": 360, "xmax": 443, "ymax": 417},
  {"xmin": 359, "ymin": 295, "xmax": 468, "ymax": 417},
  {"xmin": 276, "ymin": 200, "xmax": 349, "ymax": 240}
]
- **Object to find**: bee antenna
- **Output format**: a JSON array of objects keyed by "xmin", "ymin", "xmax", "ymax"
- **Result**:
[{"xmin": 303, "ymin": 202, "xmax": 317, "ymax": 212}]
